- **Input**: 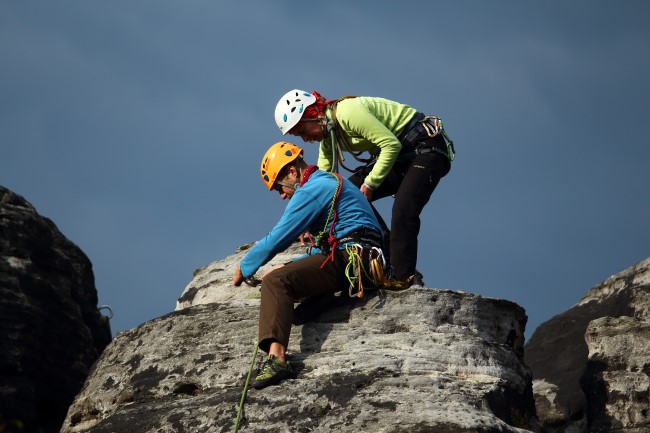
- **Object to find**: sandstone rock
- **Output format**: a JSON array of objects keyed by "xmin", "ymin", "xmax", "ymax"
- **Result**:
[
  {"xmin": 524, "ymin": 257, "xmax": 650, "ymax": 433},
  {"xmin": 582, "ymin": 316, "xmax": 650, "ymax": 432},
  {"xmin": 176, "ymin": 241, "xmax": 308, "ymax": 309},
  {"xmin": 62, "ymin": 245, "xmax": 538, "ymax": 433},
  {"xmin": 0, "ymin": 186, "xmax": 112, "ymax": 433}
]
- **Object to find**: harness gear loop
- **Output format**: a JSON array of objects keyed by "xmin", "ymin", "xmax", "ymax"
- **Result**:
[
  {"xmin": 343, "ymin": 244, "xmax": 415, "ymax": 296},
  {"xmin": 345, "ymin": 244, "xmax": 366, "ymax": 298},
  {"xmin": 419, "ymin": 115, "xmax": 456, "ymax": 161}
]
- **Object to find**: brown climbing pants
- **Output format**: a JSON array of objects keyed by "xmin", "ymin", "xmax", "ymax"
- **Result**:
[{"xmin": 257, "ymin": 251, "xmax": 349, "ymax": 353}]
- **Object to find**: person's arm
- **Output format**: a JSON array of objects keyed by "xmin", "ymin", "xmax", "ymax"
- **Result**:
[
  {"xmin": 237, "ymin": 188, "xmax": 322, "ymax": 279},
  {"xmin": 339, "ymin": 105, "xmax": 402, "ymax": 189},
  {"xmin": 232, "ymin": 263, "xmax": 246, "ymax": 286},
  {"xmin": 317, "ymin": 139, "xmax": 333, "ymax": 172}
]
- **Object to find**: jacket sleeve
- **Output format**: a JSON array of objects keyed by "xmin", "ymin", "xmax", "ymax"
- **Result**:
[
  {"xmin": 317, "ymin": 139, "xmax": 333, "ymax": 172},
  {"xmin": 239, "ymin": 189, "xmax": 323, "ymax": 278},
  {"xmin": 336, "ymin": 104, "xmax": 402, "ymax": 189}
]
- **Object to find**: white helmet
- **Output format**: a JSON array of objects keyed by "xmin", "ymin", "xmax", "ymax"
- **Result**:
[{"xmin": 274, "ymin": 89, "xmax": 316, "ymax": 135}]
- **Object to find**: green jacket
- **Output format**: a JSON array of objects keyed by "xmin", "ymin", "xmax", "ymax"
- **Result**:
[{"xmin": 318, "ymin": 96, "xmax": 417, "ymax": 189}]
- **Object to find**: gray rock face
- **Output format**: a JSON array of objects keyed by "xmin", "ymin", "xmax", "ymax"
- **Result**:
[
  {"xmin": 0, "ymin": 186, "xmax": 112, "ymax": 433},
  {"xmin": 524, "ymin": 257, "xmax": 650, "ymax": 433},
  {"xmin": 62, "ymin": 244, "xmax": 538, "ymax": 433},
  {"xmin": 582, "ymin": 316, "xmax": 650, "ymax": 432},
  {"xmin": 176, "ymin": 241, "xmax": 308, "ymax": 310}
]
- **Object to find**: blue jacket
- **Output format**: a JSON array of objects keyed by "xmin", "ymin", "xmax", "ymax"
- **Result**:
[{"xmin": 240, "ymin": 170, "xmax": 382, "ymax": 278}]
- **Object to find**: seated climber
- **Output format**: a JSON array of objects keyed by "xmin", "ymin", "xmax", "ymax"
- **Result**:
[{"xmin": 233, "ymin": 141, "xmax": 384, "ymax": 389}]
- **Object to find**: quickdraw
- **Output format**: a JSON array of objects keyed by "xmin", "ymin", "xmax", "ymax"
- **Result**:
[
  {"xmin": 344, "ymin": 244, "xmax": 385, "ymax": 298},
  {"xmin": 419, "ymin": 115, "xmax": 456, "ymax": 162},
  {"xmin": 344, "ymin": 243, "xmax": 413, "ymax": 296}
]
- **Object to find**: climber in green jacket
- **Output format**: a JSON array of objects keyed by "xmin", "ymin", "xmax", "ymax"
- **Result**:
[{"xmin": 274, "ymin": 89, "xmax": 454, "ymax": 287}]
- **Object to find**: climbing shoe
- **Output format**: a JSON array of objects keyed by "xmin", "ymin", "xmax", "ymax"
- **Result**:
[
  {"xmin": 381, "ymin": 272, "xmax": 426, "ymax": 290},
  {"xmin": 412, "ymin": 271, "xmax": 425, "ymax": 287},
  {"xmin": 252, "ymin": 355, "xmax": 292, "ymax": 389}
]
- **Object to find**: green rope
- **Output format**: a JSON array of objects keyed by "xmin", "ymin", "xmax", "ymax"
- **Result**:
[
  {"xmin": 314, "ymin": 172, "xmax": 343, "ymax": 251},
  {"xmin": 234, "ymin": 342, "xmax": 259, "ymax": 433},
  {"xmin": 344, "ymin": 244, "xmax": 363, "ymax": 285},
  {"xmin": 344, "ymin": 243, "xmax": 385, "ymax": 297}
]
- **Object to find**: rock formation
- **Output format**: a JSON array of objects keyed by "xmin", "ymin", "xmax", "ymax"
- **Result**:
[
  {"xmin": 0, "ymin": 186, "xmax": 112, "ymax": 433},
  {"xmin": 582, "ymin": 316, "xmax": 650, "ymax": 432},
  {"xmin": 5, "ymin": 181, "xmax": 647, "ymax": 432},
  {"xmin": 61, "ymin": 242, "xmax": 539, "ymax": 433},
  {"xmin": 525, "ymin": 257, "xmax": 650, "ymax": 432}
]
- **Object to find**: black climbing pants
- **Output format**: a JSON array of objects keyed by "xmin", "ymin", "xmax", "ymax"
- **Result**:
[{"xmin": 348, "ymin": 133, "xmax": 450, "ymax": 281}]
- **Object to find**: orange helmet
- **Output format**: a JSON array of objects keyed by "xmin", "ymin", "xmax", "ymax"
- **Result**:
[{"xmin": 260, "ymin": 142, "xmax": 304, "ymax": 190}]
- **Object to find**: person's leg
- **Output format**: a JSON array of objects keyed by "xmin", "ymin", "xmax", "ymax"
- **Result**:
[
  {"xmin": 253, "ymin": 253, "xmax": 347, "ymax": 389},
  {"xmin": 390, "ymin": 151, "xmax": 448, "ymax": 281},
  {"xmin": 348, "ymin": 164, "xmax": 403, "ymax": 200},
  {"xmin": 257, "ymin": 253, "xmax": 345, "ymax": 355},
  {"xmin": 348, "ymin": 164, "xmax": 404, "ymax": 267}
]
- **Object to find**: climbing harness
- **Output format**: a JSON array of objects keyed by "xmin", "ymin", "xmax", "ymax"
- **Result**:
[
  {"xmin": 344, "ymin": 244, "xmax": 387, "ymax": 298},
  {"xmin": 343, "ymin": 243, "xmax": 416, "ymax": 296},
  {"xmin": 299, "ymin": 169, "xmax": 385, "ymax": 296},
  {"xmin": 420, "ymin": 115, "xmax": 456, "ymax": 161},
  {"xmin": 234, "ymin": 342, "xmax": 259, "ymax": 433},
  {"xmin": 326, "ymin": 101, "xmax": 456, "ymax": 178},
  {"xmin": 400, "ymin": 114, "xmax": 456, "ymax": 162},
  {"xmin": 304, "ymin": 168, "xmax": 417, "ymax": 296}
]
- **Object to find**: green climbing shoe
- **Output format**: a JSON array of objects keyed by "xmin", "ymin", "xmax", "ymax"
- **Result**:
[{"xmin": 252, "ymin": 355, "xmax": 292, "ymax": 389}]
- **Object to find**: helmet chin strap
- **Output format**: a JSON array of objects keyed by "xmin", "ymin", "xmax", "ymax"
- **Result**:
[
  {"xmin": 298, "ymin": 109, "xmax": 329, "ymax": 137},
  {"xmin": 276, "ymin": 181, "xmax": 300, "ymax": 190},
  {"xmin": 277, "ymin": 173, "xmax": 301, "ymax": 190},
  {"xmin": 275, "ymin": 159, "xmax": 305, "ymax": 191}
]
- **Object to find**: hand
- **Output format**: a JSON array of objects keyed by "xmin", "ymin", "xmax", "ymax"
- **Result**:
[
  {"xmin": 233, "ymin": 263, "xmax": 245, "ymax": 286},
  {"xmin": 360, "ymin": 183, "xmax": 373, "ymax": 200}
]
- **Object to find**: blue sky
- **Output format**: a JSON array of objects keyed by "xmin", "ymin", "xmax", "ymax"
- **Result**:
[{"xmin": 2, "ymin": 1, "xmax": 648, "ymax": 340}]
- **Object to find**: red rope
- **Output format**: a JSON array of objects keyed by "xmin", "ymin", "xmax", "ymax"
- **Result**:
[{"xmin": 320, "ymin": 172, "xmax": 344, "ymax": 269}]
